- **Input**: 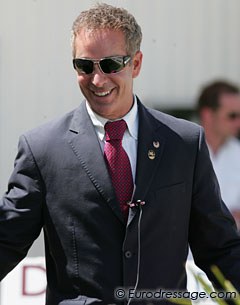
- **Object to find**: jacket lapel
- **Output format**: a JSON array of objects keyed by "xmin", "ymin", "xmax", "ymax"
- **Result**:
[
  {"xmin": 67, "ymin": 102, "xmax": 125, "ymax": 224},
  {"xmin": 127, "ymin": 100, "xmax": 166, "ymax": 225}
]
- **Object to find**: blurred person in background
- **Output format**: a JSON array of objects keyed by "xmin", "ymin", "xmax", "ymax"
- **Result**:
[{"xmin": 197, "ymin": 80, "xmax": 240, "ymax": 229}]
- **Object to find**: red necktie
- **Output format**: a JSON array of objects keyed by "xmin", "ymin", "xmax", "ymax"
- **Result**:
[{"xmin": 104, "ymin": 120, "xmax": 134, "ymax": 219}]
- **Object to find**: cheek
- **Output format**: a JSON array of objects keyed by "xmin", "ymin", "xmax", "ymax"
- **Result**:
[
  {"xmin": 77, "ymin": 75, "xmax": 84, "ymax": 83},
  {"xmin": 216, "ymin": 115, "xmax": 227, "ymax": 126},
  {"xmin": 116, "ymin": 72, "xmax": 133, "ymax": 89},
  {"xmin": 221, "ymin": 119, "xmax": 233, "ymax": 133},
  {"xmin": 77, "ymin": 75, "xmax": 89, "ymax": 88}
]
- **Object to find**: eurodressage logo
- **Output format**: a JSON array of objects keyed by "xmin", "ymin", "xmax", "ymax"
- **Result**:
[{"xmin": 114, "ymin": 287, "xmax": 237, "ymax": 302}]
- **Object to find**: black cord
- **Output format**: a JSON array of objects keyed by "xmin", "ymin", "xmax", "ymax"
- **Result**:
[{"xmin": 126, "ymin": 204, "xmax": 143, "ymax": 305}]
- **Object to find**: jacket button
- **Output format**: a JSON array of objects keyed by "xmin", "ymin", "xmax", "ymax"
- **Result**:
[{"xmin": 125, "ymin": 250, "xmax": 132, "ymax": 258}]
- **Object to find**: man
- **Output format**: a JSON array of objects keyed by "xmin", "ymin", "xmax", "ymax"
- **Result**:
[
  {"xmin": 0, "ymin": 4, "xmax": 240, "ymax": 305},
  {"xmin": 197, "ymin": 81, "xmax": 240, "ymax": 229}
]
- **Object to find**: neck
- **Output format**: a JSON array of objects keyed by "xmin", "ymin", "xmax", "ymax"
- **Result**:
[{"xmin": 204, "ymin": 128, "xmax": 226, "ymax": 155}]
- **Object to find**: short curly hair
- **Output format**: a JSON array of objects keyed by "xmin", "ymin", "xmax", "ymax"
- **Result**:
[{"xmin": 71, "ymin": 3, "xmax": 142, "ymax": 57}]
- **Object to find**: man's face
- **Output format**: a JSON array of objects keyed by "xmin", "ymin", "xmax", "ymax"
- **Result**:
[
  {"xmin": 211, "ymin": 93, "xmax": 240, "ymax": 139},
  {"xmin": 73, "ymin": 28, "xmax": 142, "ymax": 119}
]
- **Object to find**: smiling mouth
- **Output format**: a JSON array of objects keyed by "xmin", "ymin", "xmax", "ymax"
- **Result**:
[{"xmin": 92, "ymin": 89, "xmax": 113, "ymax": 97}]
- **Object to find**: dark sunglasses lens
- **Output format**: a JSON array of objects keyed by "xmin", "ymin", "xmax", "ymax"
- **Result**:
[
  {"xmin": 100, "ymin": 58, "xmax": 122, "ymax": 73},
  {"xmin": 228, "ymin": 112, "xmax": 240, "ymax": 120},
  {"xmin": 74, "ymin": 59, "xmax": 93, "ymax": 74}
]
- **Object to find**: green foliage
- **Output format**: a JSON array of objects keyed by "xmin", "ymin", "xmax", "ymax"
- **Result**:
[
  {"xmin": 170, "ymin": 265, "xmax": 240, "ymax": 305},
  {"xmin": 209, "ymin": 266, "xmax": 240, "ymax": 305}
]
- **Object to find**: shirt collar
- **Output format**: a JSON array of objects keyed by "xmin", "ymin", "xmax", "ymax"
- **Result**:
[
  {"xmin": 207, "ymin": 137, "xmax": 236, "ymax": 160},
  {"xmin": 86, "ymin": 95, "xmax": 139, "ymax": 141}
]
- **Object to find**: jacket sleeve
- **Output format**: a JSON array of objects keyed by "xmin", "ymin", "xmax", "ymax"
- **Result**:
[
  {"xmin": 0, "ymin": 135, "xmax": 43, "ymax": 280},
  {"xmin": 189, "ymin": 127, "xmax": 240, "ymax": 291}
]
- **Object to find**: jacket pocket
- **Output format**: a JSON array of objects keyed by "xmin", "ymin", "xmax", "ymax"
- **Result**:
[
  {"xmin": 152, "ymin": 182, "xmax": 188, "ymax": 226},
  {"xmin": 153, "ymin": 182, "xmax": 186, "ymax": 207}
]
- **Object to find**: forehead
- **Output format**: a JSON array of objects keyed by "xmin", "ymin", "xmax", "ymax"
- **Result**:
[
  {"xmin": 219, "ymin": 93, "xmax": 240, "ymax": 111},
  {"xmin": 74, "ymin": 28, "xmax": 127, "ymax": 58}
]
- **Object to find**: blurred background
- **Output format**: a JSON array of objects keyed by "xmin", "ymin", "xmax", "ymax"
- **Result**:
[{"xmin": 0, "ymin": 0, "xmax": 240, "ymax": 280}]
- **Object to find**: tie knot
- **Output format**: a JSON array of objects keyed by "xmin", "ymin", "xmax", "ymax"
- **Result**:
[{"xmin": 105, "ymin": 119, "xmax": 127, "ymax": 141}]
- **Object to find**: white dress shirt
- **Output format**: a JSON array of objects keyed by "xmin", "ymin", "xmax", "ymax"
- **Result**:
[
  {"xmin": 208, "ymin": 137, "xmax": 240, "ymax": 211},
  {"xmin": 86, "ymin": 96, "xmax": 139, "ymax": 183}
]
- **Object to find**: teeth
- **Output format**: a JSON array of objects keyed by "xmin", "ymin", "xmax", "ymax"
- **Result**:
[{"xmin": 94, "ymin": 90, "xmax": 111, "ymax": 97}]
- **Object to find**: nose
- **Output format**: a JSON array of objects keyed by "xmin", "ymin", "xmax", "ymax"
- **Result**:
[{"xmin": 90, "ymin": 64, "xmax": 108, "ymax": 87}]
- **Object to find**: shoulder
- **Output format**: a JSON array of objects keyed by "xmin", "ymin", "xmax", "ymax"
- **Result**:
[
  {"xmin": 23, "ymin": 107, "xmax": 79, "ymax": 142},
  {"xmin": 150, "ymin": 107, "xmax": 198, "ymax": 128},
  {"xmin": 228, "ymin": 137, "xmax": 240, "ymax": 148},
  {"xmin": 18, "ymin": 105, "xmax": 83, "ymax": 157},
  {"xmin": 142, "ymin": 104, "xmax": 203, "ymax": 141},
  {"xmin": 224, "ymin": 137, "xmax": 240, "ymax": 154}
]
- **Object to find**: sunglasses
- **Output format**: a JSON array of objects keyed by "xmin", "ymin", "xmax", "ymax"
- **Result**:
[
  {"xmin": 73, "ymin": 55, "xmax": 131, "ymax": 75},
  {"xmin": 227, "ymin": 112, "xmax": 240, "ymax": 120}
]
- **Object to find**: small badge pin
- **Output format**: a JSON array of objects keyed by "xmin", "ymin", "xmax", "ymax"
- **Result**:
[
  {"xmin": 148, "ymin": 150, "xmax": 156, "ymax": 160},
  {"xmin": 153, "ymin": 141, "xmax": 160, "ymax": 148}
]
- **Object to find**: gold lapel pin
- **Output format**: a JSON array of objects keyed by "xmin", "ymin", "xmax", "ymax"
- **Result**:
[
  {"xmin": 148, "ymin": 150, "xmax": 156, "ymax": 160},
  {"xmin": 153, "ymin": 141, "xmax": 160, "ymax": 148}
]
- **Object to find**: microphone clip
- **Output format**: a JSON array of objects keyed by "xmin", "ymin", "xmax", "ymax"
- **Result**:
[{"xmin": 127, "ymin": 199, "xmax": 145, "ymax": 208}]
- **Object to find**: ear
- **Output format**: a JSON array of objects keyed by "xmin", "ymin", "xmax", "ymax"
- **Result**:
[
  {"xmin": 200, "ymin": 107, "xmax": 215, "ymax": 123},
  {"xmin": 132, "ymin": 51, "xmax": 143, "ymax": 78}
]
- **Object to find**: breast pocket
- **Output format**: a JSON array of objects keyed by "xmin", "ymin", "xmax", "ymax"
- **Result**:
[
  {"xmin": 154, "ymin": 182, "xmax": 186, "ymax": 204},
  {"xmin": 153, "ymin": 182, "xmax": 188, "ymax": 225}
]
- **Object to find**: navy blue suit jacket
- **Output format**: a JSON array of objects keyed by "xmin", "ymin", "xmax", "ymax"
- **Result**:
[{"xmin": 1, "ymin": 99, "xmax": 240, "ymax": 304}]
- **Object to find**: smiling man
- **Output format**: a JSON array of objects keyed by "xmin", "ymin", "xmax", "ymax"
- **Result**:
[
  {"xmin": 1, "ymin": 3, "xmax": 240, "ymax": 305},
  {"xmin": 72, "ymin": 28, "xmax": 142, "ymax": 119}
]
